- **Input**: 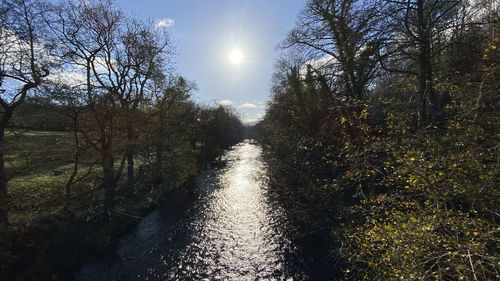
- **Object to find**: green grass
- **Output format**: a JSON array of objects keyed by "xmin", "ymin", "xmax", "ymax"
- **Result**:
[
  {"xmin": 4, "ymin": 129, "xmax": 154, "ymax": 226},
  {"xmin": 5, "ymin": 129, "xmax": 100, "ymax": 225},
  {"xmin": 5, "ymin": 129, "xmax": 68, "ymax": 137}
]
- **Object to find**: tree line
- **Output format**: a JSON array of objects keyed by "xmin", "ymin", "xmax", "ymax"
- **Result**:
[
  {"xmin": 258, "ymin": 0, "xmax": 499, "ymax": 279},
  {"xmin": 0, "ymin": 0, "xmax": 244, "ymax": 278}
]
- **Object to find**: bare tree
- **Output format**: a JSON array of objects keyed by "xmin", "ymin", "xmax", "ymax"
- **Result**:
[
  {"xmin": 380, "ymin": 0, "xmax": 463, "ymax": 126},
  {"xmin": 42, "ymin": 84, "xmax": 95, "ymax": 207},
  {"xmin": 55, "ymin": 0, "xmax": 174, "ymax": 211},
  {"xmin": 115, "ymin": 19, "xmax": 172, "ymax": 191},
  {"xmin": 0, "ymin": 0, "xmax": 53, "ymax": 274},
  {"xmin": 0, "ymin": 0, "xmax": 51, "ymax": 237},
  {"xmin": 283, "ymin": 0, "xmax": 384, "ymax": 100},
  {"xmin": 55, "ymin": 0, "xmax": 124, "ymax": 212}
]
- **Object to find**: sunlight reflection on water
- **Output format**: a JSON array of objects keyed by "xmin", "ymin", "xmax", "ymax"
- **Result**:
[
  {"xmin": 166, "ymin": 141, "xmax": 295, "ymax": 280},
  {"xmin": 75, "ymin": 141, "xmax": 303, "ymax": 281}
]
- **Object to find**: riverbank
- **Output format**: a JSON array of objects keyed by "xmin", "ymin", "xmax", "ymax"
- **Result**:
[
  {"xmin": 7, "ymin": 173, "xmax": 198, "ymax": 281},
  {"xmin": 1, "ymin": 131, "xmax": 244, "ymax": 280}
]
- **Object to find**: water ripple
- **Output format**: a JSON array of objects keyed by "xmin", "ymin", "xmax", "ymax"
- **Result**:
[{"xmin": 75, "ymin": 141, "xmax": 305, "ymax": 281}]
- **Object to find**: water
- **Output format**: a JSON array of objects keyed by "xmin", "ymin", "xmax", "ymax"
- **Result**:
[{"xmin": 75, "ymin": 141, "xmax": 319, "ymax": 281}]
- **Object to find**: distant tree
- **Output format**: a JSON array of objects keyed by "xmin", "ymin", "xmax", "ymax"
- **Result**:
[
  {"xmin": 196, "ymin": 104, "xmax": 244, "ymax": 162},
  {"xmin": 11, "ymin": 98, "xmax": 70, "ymax": 130},
  {"xmin": 150, "ymin": 75, "xmax": 196, "ymax": 187}
]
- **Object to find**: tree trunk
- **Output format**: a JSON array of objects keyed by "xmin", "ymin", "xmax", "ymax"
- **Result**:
[
  {"xmin": 64, "ymin": 161, "xmax": 78, "ymax": 206},
  {"xmin": 0, "ymin": 127, "xmax": 8, "ymax": 230},
  {"xmin": 101, "ymin": 124, "xmax": 116, "ymax": 212},
  {"xmin": 126, "ymin": 118, "xmax": 134, "ymax": 191},
  {"xmin": 417, "ymin": 74, "xmax": 428, "ymax": 128},
  {"xmin": 127, "ymin": 151, "xmax": 134, "ymax": 190},
  {"xmin": 416, "ymin": 0, "xmax": 436, "ymax": 128},
  {"xmin": 0, "ymin": 108, "xmax": 13, "ymax": 233},
  {"xmin": 0, "ymin": 122, "xmax": 11, "ymax": 278},
  {"xmin": 426, "ymin": 70, "xmax": 437, "ymax": 123},
  {"xmin": 64, "ymin": 116, "xmax": 80, "ymax": 207},
  {"xmin": 102, "ymin": 155, "xmax": 115, "ymax": 212}
]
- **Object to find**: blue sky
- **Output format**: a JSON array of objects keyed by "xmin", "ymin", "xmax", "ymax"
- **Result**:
[{"xmin": 117, "ymin": 0, "xmax": 306, "ymax": 123}]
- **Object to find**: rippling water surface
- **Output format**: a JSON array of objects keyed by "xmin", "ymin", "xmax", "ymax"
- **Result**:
[{"xmin": 76, "ymin": 141, "xmax": 308, "ymax": 280}]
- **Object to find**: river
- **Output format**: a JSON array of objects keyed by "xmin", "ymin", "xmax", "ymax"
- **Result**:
[{"xmin": 75, "ymin": 140, "xmax": 336, "ymax": 280}]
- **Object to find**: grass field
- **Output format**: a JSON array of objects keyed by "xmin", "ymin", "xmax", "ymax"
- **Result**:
[
  {"xmin": 5, "ymin": 129, "xmax": 100, "ymax": 226},
  {"xmin": 3, "ymin": 126, "xmax": 214, "ymax": 279}
]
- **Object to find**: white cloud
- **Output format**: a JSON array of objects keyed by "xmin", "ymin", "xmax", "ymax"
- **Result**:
[
  {"xmin": 1, "ymin": 27, "xmax": 56, "ymax": 70},
  {"xmin": 239, "ymin": 103, "xmax": 257, "ymax": 108},
  {"xmin": 300, "ymin": 55, "xmax": 337, "ymax": 76},
  {"xmin": 46, "ymin": 69, "xmax": 87, "ymax": 88},
  {"xmin": 155, "ymin": 18, "xmax": 174, "ymax": 29},
  {"xmin": 218, "ymin": 99, "xmax": 233, "ymax": 106},
  {"xmin": 1, "ymin": 27, "xmax": 60, "ymax": 92}
]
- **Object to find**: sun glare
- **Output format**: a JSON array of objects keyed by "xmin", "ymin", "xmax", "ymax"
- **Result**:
[{"xmin": 229, "ymin": 49, "xmax": 243, "ymax": 65}]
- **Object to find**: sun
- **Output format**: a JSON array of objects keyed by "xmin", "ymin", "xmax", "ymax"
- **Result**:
[{"xmin": 229, "ymin": 49, "xmax": 243, "ymax": 65}]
